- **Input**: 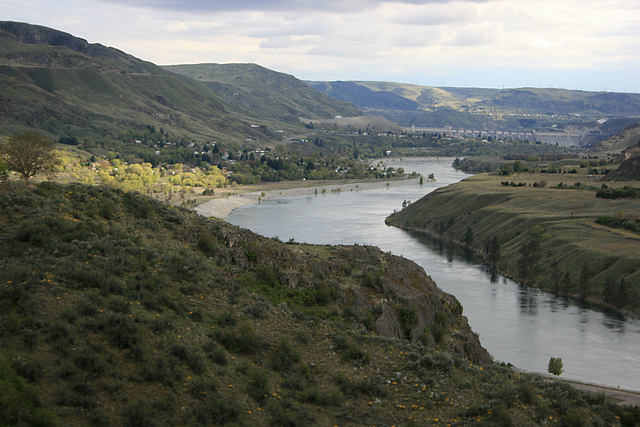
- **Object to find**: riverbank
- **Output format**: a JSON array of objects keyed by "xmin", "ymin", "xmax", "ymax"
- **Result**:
[
  {"xmin": 195, "ymin": 177, "xmax": 420, "ymax": 219},
  {"xmin": 386, "ymin": 172, "xmax": 640, "ymax": 318}
]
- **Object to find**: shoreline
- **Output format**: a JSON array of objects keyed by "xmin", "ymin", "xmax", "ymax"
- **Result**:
[
  {"xmin": 195, "ymin": 177, "xmax": 420, "ymax": 219},
  {"xmin": 524, "ymin": 370, "xmax": 640, "ymax": 406}
]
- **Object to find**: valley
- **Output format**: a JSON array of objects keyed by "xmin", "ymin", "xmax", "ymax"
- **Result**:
[{"xmin": 1, "ymin": 20, "xmax": 640, "ymax": 426}]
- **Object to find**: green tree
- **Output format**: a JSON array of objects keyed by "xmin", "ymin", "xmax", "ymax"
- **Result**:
[
  {"xmin": 513, "ymin": 160, "xmax": 525, "ymax": 172},
  {"xmin": 488, "ymin": 235, "xmax": 501, "ymax": 266},
  {"xmin": 548, "ymin": 357, "xmax": 564, "ymax": 376},
  {"xmin": 498, "ymin": 163, "xmax": 513, "ymax": 176},
  {"xmin": 518, "ymin": 240, "xmax": 540, "ymax": 283},
  {"xmin": 579, "ymin": 263, "xmax": 590, "ymax": 300},
  {"xmin": 0, "ymin": 132, "xmax": 59, "ymax": 182},
  {"xmin": 0, "ymin": 158, "xmax": 8, "ymax": 182},
  {"xmin": 463, "ymin": 226, "xmax": 474, "ymax": 245}
]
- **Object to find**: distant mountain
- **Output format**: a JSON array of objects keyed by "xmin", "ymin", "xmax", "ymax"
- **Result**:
[
  {"xmin": 309, "ymin": 80, "xmax": 640, "ymax": 134},
  {"xmin": 0, "ymin": 22, "xmax": 360, "ymax": 148}
]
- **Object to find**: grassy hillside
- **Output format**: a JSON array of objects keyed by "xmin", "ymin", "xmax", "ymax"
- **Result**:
[
  {"xmin": 0, "ymin": 22, "xmax": 363, "ymax": 155},
  {"xmin": 387, "ymin": 171, "xmax": 640, "ymax": 316},
  {"xmin": 0, "ymin": 22, "xmax": 262, "ymax": 145},
  {"xmin": 590, "ymin": 122, "xmax": 640, "ymax": 155},
  {"xmin": 163, "ymin": 63, "xmax": 362, "ymax": 125},
  {"xmin": 1, "ymin": 182, "xmax": 637, "ymax": 426}
]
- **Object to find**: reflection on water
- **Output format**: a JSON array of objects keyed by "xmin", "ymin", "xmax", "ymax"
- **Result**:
[
  {"xmin": 519, "ymin": 285, "xmax": 538, "ymax": 317},
  {"xmin": 226, "ymin": 158, "xmax": 640, "ymax": 391}
]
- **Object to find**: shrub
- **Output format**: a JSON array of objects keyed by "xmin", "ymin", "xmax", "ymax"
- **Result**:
[
  {"xmin": 55, "ymin": 384, "xmax": 97, "ymax": 409},
  {"xmin": 332, "ymin": 334, "xmax": 369, "ymax": 365},
  {"xmin": 419, "ymin": 352, "xmax": 454, "ymax": 371},
  {"xmin": 203, "ymin": 341, "xmax": 228, "ymax": 366},
  {"xmin": 187, "ymin": 395, "xmax": 240, "ymax": 425},
  {"xmin": 188, "ymin": 378, "xmax": 218, "ymax": 400},
  {"xmin": 13, "ymin": 357, "xmax": 45, "ymax": 383},
  {"xmin": 518, "ymin": 381, "xmax": 536, "ymax": 405},
  {"xmin": 267, "ymin": 399, "xmax": 313, "ymax": 427},
  {"xmin": 269, "ymin": 338, "xmax": 301, "ymax": 372},
  {"xmin": 298, "ymin": 387, "xmax": 342, "ymax": 406},
  {"xmin": 188, "ymin": 353, "xmax": 207, "ymax": 375},
  {"xmin": 562, "ymin": 408, "xmax": 592, "ymax": 427},
  {"xmin": 0, "ymin": 355, "xmax": 57, "ymax": 426},
  {"xmin": 123, "ymin": 398, "xmax": 156, "ymax": 427},
  {"xmin": 213, "ymin": 321, "xmax": 263, "ymax": 354},
  {"xmin": 106, "ymin": 315, "xmax": 139, "ymax": 349},
  {"xmin": 236, "ymin": 321, "xmax": 262, "ymax": 354},
  {"xmin": 245, "ymin": 366, "xmax": 270, "ymax": 405},
  {"xmin": 489, "ymin": 403, "xmax": 514, "ymax": 427},
  {"xmin": 141, "ymin": 357, "xmax": 171, "ymax": 384}
]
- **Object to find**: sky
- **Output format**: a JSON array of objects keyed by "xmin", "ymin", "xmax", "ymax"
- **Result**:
[{"xmin": 4, "ymin": 0, "xmax": 640, "ymax": 93}]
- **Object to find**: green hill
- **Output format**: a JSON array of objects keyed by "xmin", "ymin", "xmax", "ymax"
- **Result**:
[
  {"xmin": 0, "ymin": 22, "xmax": 361, "ymax": 152},
  {"xmin": 386, "ymin": 172, "xmax": 640, "ymax": 316},
  {"xmin": 1, "ymin": 181, "xmax": 637, "ymax": 426},
  {"xmin": 163, "ymin": 63, "xmax": 362, "ymax": 125}
]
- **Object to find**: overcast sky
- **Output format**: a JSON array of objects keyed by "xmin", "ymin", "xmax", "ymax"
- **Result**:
[{"xmin": 4, "ymin": 0, "xmax": 640, "ymax": 92}]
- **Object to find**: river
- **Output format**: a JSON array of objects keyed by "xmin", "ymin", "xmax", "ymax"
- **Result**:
[{"xmin": 226, "ymin": 158, "xmax": 640, "ymax": 391}]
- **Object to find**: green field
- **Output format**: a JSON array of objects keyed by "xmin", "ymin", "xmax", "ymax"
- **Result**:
[{"xmin": 387, "ymin": 172, "xmax": 640, "ymax": 316}]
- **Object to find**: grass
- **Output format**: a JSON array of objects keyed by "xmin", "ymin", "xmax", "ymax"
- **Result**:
[
  {"xmin": 0, "ymin": 180, "xmax": 638, "ymax": 425},
  {"xmin": 387, "ymin": 170, "xmax": 640, "ymax": 315}
]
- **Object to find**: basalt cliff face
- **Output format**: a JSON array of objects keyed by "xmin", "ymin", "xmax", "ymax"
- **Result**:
[{"xmin": 213, "ymin": 222, "xmax": 491, "ymax": 364}]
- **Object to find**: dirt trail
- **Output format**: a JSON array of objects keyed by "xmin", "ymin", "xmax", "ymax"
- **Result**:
[{"xmin": 562, "ymin": 380, "xmax": 640, "ymax": 406}]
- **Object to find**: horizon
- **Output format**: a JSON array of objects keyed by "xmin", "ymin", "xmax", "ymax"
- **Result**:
[{"xmin": 4, "ymin": 1, "xmax": 640, "ymax": 93}]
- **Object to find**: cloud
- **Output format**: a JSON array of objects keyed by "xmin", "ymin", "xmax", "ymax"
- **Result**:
[
  {"xmin": 390, "ymin": 2, "xmax": 479, "ymax": 26},
  {"xmin": 4, "ymin": 0, "xmax": 640, "ymax": 91},
  {"xmin": 447, "ymin": 21, "xmax": 500, "ymax": 46},
  {"xmin": 96, "ymin": 0, "xmax": 487, "ymax": 13}
]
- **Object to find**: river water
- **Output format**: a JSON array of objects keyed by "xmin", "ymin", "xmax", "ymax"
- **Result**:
[{"xmin": 226, "ymin": 158, "xmax": 640, "ymax": 391}]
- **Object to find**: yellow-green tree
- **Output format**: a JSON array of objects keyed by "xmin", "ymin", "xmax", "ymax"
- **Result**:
[{"xmin": 0, "ymin": 132, "xmax": 59, "ymax": 182}]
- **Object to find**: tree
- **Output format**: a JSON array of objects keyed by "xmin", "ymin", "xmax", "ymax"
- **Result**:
[
  {"xmin": 513, "ymin": 160, "xmax": 525, "ymax": 172},
  {"xmin": 548, "ymin": 357, "xmax": 564, "ymax": 376},
  {"xmin": 462, "ymin": 227, "xmax": 474, "ymax": 245},
  {"xmin": 579, "ymin": 263, "xmax": 590, "ymax": 300},
  {"xmin": 0, "ymin": 132, "xmax": 59, "ymax": 182},
  {"xmin": 0, "ymin": 158, "xmax": 8, "ymax": 182},
  {"xmin": 487, "ymin": 235, "xmax": 501, "ymax": 266}
]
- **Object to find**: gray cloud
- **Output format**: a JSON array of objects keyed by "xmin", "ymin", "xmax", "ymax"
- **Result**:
[{"xmin": 97, "ymin": 0, "xmax": 485, "ymax": 13}]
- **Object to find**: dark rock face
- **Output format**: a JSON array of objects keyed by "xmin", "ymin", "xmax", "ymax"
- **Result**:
[
  {"xmin": 606, "ymin": 145, "xmax": 640, "ymax": 181},
  {"xmin": 339, "ymin": 247, "xmax": 492, "ymax": 365}
]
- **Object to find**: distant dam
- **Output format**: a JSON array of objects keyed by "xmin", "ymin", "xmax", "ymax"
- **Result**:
[{"xmin": 409, "ymin": 126, "xmax": 592, "ymax": 147}]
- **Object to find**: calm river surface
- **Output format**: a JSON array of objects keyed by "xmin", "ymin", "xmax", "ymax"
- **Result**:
[{"xmin": 226, "ymin": 158, "xmax": 640, "ymax": 391}]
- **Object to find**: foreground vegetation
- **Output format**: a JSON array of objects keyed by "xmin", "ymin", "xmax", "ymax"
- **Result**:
[
  {"xmin": 387, "ymin": 166, "xmax": 640, "ymax": 316},
  {"xmin": 2, "ymin": 182, "xmax": 638, "ymax": 426}
]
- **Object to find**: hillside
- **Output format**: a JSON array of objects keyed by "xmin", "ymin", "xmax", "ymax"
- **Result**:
[
  {"xmin": 163, "ymin": 63, "xmax": 362, "ymax": 125},
  {"xmin": 0, "ymin": 22, "xmax": 361, "ymax": 152},
  {"xmin": 2, "ymin": 182, "xmax": 637, "ymax": 425},
  {"xmin": 386, "ymin": 172, "xmax": 640, "ymax": 316},
  {"xmin": 309, "ymin": 80, "xmax": 640, "ymax": 137},
  {"xmin": 590, "ymin": 122, "xmax": 640, "ymax": 155}
]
